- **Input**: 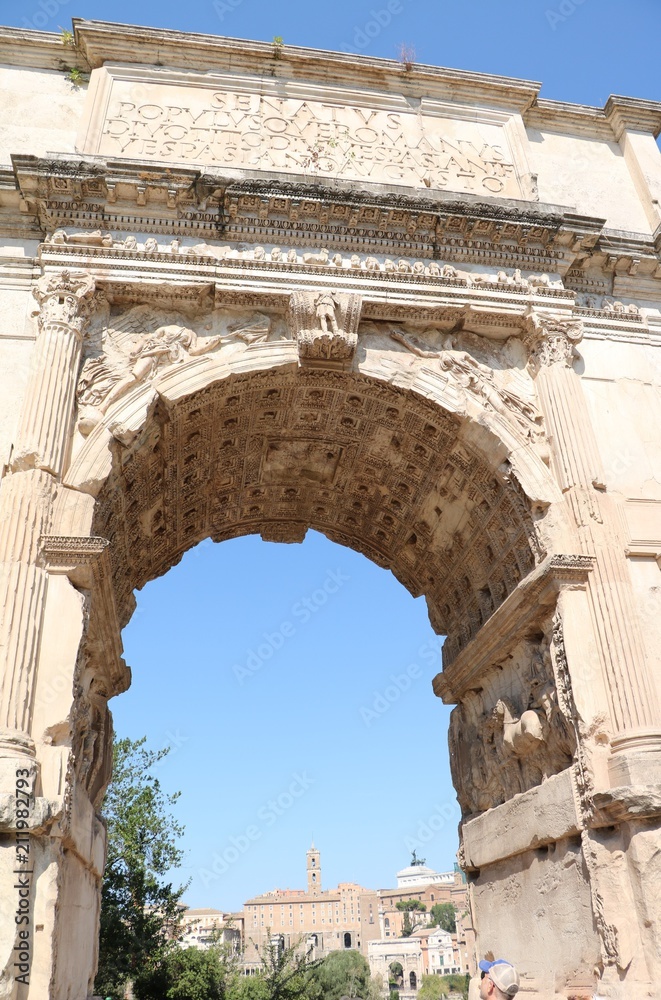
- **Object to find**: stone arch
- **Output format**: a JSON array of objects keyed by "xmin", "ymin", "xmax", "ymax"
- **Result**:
[
  {"xmin": 62, "ymin": 339, "xmax": 559, "ymax": 654},
  {"xmin": 41, "ymin": 331, "xmax": 560, "ymax": 995},
  {"xmin": 7, "ymin": 262, "xmax": 655, "ymax": 1000}
]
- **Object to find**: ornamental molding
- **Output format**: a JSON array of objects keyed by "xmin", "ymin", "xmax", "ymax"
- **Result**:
[
  {"xmin": 523, "ymin": 308, "xmax": 584, "ymax": 373},
  {"xmin": 32, "ymin": 270, "xmax": 98, "ymax": 341},
  {"xmin": 9, "ymin": 154, "xmax": 612, "ymax": 271},
  {"xmin": 433, "ymin": 553, "xmax": 596, "ymax": 703},
  {"xmin": 39, "ymin": 534, "xmax": 129, "ymax": 697}
]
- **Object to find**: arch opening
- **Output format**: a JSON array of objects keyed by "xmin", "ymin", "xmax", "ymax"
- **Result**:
[{"xmin": 89, "ymin": 367, "xmax": 543, "ymax": 665}]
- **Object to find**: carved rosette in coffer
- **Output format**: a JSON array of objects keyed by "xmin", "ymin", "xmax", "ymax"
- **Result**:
[{"xmin": 288, "ymin": 291, "xmax": 362, "ymax": 368}]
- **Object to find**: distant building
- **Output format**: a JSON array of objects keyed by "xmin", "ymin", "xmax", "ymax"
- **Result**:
[
  {"xmin": 368, "ymin": 927, "xmax": 460, "ymax": 999},
  {"xmin": 396, "ymin": 861, "xmax": 454, "ymax": 890},
  {"xmin": 236, "ymin": 846, "xmax": 473, "ymax": 981},
  {"xmin": 241, "ymin": 843, "xmax": 369, "ymax": 970},
  {"xmin": 360, "ymin": 860, "xmax": 459, "ymax": 945},
  {"xmin": 180, "ymin": 907, "xmax": 241, "ymax": 951}
]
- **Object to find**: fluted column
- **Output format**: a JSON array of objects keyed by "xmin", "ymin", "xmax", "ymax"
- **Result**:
[
  {"xmin": 0, "ymin": 470, "xmax": 55, "ymax": 748},
  {"xmin": 12, "ymin": 270, "xmax": 96, "ymax": 476},
  {"xmin": 0, "ymin": 271, "xmax": 96, "ymax": 759},
  {"xmin": 524, "ymin": 309, "xmax": 660, "ymax": 750}
]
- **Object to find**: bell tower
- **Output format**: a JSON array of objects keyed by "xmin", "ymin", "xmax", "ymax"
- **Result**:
[{"xmin": 307, "ymin": 841, "xmax": 321, "ymax": 895}]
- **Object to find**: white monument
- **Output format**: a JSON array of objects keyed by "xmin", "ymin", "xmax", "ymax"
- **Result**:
[{"xmin": 0, "ymin": 19, "xmax": 660, "ymax": 1000}]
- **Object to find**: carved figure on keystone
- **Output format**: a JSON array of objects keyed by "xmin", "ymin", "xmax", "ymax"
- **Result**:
[{"xmin": 314, "ymin": 293, "xmax": 340, "ymax": 335}]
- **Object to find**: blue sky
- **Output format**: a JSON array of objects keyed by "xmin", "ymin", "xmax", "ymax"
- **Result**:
[
  {"xmin": 2, "ymin": 0, "xmax": 660, "ymax": 911},
  {"xmin": 5, "ymin": 0, "xmax": 661, "ymax": 106}
]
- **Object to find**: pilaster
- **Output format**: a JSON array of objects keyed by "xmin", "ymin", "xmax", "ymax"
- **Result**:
[
  {"xmin": 11, "ymin": 271, "xmax": 97, "ymax": 477},
  {"xmin": 524, "ymin": 309, "xmax": 661, "ymax": 780},
  {"xmin": 0, "ymin": 271, "xmax": 97, "ymax": 768}
]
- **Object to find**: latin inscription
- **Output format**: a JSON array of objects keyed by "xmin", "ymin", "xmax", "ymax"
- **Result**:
[{"xmin": 96, "ymin": 85, "xmax": 522, "ymax": 195}]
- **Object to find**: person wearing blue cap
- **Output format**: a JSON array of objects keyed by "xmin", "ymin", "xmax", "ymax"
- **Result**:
[{"xmin": 478, "ymin": 959, "xmax": 520, "ymax": 998}]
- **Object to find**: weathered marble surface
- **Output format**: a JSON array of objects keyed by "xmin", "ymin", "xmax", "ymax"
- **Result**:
[{"xmin": 0, "ymin": 20, "xmax": 660, "ymax": 1000}]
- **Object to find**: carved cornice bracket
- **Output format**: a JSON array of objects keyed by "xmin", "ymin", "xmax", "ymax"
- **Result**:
[
  {"xmin": 289, "ymin": 291, "xmax": 362, "ymax": 370},
  {"xmin": 434, "ymin": 553, "xmax": 595, "ymax": 704}
]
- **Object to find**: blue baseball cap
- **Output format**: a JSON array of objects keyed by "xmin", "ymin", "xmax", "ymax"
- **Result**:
[{"xmin": 479, "ymin": 960, "xmax": 520, "ymax": 995}]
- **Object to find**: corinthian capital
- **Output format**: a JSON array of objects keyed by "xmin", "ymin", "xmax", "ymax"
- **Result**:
[
  {"xmin": 523, "ymin": 308, "xmax": 583, "ymax": 375},
  {"xmin": 32, "ymin": 270, "xmax": 97, "ymax": 340}
]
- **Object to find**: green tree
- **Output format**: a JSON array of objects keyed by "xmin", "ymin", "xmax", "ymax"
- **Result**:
[
  {"xmin": 428, "ymin": 903, "xmax": 456, "ymax": 934},
  {"xmin": 388, "ymin": 961, "xmax": 404, "ymax": 987},
  {"xmin": 395, "ymin": 899, "xmax": 427, "ymax": 937},
  {"xmin": 134, "ymin": 943, "xmax": 240, "ymax": 1000},
  {"xmin": 255, "ymin": 934, "xmax": 323, "ymax": 1000},
  {"xmin": 418, "ymin": 974, "xmax": 468, "ymax": 1000},
  {"xmin": 315, "ymin": 949, "xmax": 371, "ymax": 1000},
  {"xmin": 230, "ymin": 974, "xmax": 271, "ymax": 1000},
  {"xmin": 418, "ymin": 975, "xmax": 447, "ymax": 1000},
  {"xmin": 94, "ymin": 736, "xmax": 188, "ymax": 999}
]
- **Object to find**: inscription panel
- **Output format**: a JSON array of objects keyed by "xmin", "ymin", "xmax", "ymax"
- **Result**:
[{"xmin": 79, "ymin": 68, "xmax": 529, "ymax": 197}]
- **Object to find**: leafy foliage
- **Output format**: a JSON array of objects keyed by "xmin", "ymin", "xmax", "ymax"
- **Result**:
[
  {"xmin": 255, "ymin": 936, "xmax": 323, "ymax": 1000},
  {"xmin": 418, "ymin": 974, "xmax": 469, "ymax": 1000},
  {"xmin": 94, "ymin": 736, "xmax": 188, "ymax": 999},
  {"xmin": 314, "ymin": 949, "xmax": 370, "ymax": 1000},
  {"xmin": 134, "ymin": 943, "xmax": 241, "ymax": 1000},
  {"xmin": 231, "ymin": 974, "xmax": 271, "ymax": 1000},
  {"xmin": 388, "ymin": 960, "xmax": 404, "ymax": 985},
  {"xmin": 428, "ymin": 903, "xmax": 456, "ymax": 934},
  {"xmin": 395, "ymin": 898, "xmax": 427, "ymax": 937}
]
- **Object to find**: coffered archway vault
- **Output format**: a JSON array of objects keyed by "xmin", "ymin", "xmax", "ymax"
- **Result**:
[{"xmin": 1, "ymin": 19, "xmax": 661, "ymax": 1000}]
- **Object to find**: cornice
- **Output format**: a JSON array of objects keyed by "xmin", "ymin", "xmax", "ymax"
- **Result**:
[
  {"xmin": 0, "ymin": 26, "xmax": 89, "ymax": 71},
  {"xmin": 8, "ymin": 155, "xmax": 661, "ymax": 287},
  {"xmin": 69, "ymin": 19, "xmax": 541, "ymax": 113},
  {"xmin": 1, "ymin": 22, "xmax": 660, "ymax": 143},
  {"xmin": 433, "ymin": 554, "xmax": 596, "ymax": 703},
  {"xmin": 10, "ymin": 154, "xmax": 608, "ymax": 274},
  {"xmin": 605, "ymin": 95, "xmax": 661, "ymax": 140},
  {"xmin": 524, "ymin": 99, "xmax": 615, "ymax": 140}
]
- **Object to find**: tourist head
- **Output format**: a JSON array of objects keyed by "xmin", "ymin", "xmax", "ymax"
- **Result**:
[{"xmin": 479, "ymin": 959, "xmax": 520, "ymax": 999}]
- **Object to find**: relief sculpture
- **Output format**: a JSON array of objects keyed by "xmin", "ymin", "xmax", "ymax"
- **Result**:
[
  {"xmin": 389, "ymin": 326, "xmax": 543, "ymax": 440},
  {"xmin": 289, "ymin": 290, "xmax": 362, "ymax": 367},
  {"xmin": 449, "ymin": 635, "xmax": 576, "ymax": 818},
  {"xmin": 77, "ymin": 304, "xmax": 273, "ymax": 434}
]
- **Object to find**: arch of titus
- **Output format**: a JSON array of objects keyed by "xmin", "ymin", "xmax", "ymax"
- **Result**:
[{"xmin": 0, "ymin": 18, "xmax": 661, "ymax": 1000}]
